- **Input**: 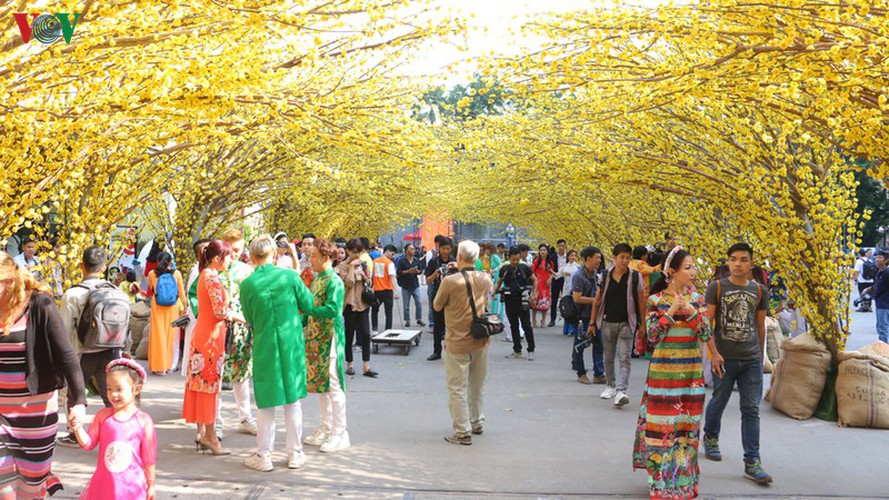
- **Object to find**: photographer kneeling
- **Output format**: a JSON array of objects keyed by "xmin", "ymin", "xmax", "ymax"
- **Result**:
[
  {"xmin": 494, "ymin": 246, "xmax": 538, "ymax": 360},
  {"xmin": 433, "ymin": 240, "xmax": 492, "ymax": 445}
]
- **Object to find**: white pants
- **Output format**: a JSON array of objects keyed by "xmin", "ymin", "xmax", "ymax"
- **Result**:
[
  {"xmin": 171, "ymin": 327, "xmax": 181, "ymax": 372},
  {"xmin": 444, "ymin": 346, "xmax": 488, "ymax": 437},
  {"xmin": 216, "ymin": 380, "xmax": 254, "ymax": 428},
  {"xmin": 256, "ymin": 401, "xmax": 303, "ymax": 456},
  {"xmin": 180, "ymin": 314, "xmax": 197, "ymax": 376},
  {"xmin": 318, "ymin": 357, "xmax": 347, "ymax": 435}
]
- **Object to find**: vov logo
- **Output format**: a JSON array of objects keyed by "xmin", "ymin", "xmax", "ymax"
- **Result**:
[{"xmin": 13, "ymin": 13, "xmax": 81, "ymax": 44}]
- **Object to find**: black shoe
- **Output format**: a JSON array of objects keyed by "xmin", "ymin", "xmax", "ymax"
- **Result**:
[
  {"xmin": 405, "ymin": 322, "xmax": 411, "ymax": 327},
  {"xmin": 345, "ymin": 367, "xmax": 355, "ymax": 376},
  {"xmin": 363, "ymin": 369, "xmax": 378, "ymax": 378},
  {"xmin": 427, "ymin": 354, "xmax": 442, "ymax": 361},
  {"xmin": 57, "ymin": 434, "xmax": 79, "ymax": 448},
  {"xmin": 417, "ymin": 320, "xmax": 426, "ymax": 327},
  {"xmin": 547, "ymin": 321, "xmax": 555, "ymax": 327},
  {"xmin": 222, "ymin": 382, "xmax": 233, "ymax": 391}
]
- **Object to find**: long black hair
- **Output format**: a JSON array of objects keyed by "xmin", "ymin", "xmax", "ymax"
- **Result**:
[
  {"xmin": 155, "ymin": 252, "xmax": 174, "ymax": 276},
  {"xmin": 651, "ymin": 248, "xmax": 690, "ymax": 295}
]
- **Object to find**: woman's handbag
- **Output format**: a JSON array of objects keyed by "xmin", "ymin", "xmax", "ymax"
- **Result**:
[
  {"xmin": 460, "ymin": 270, "xmax": 504, "ymax": 339},
  {"xmin": 359, "ymin": 262, "xmax": 377, "ymax": 306}
]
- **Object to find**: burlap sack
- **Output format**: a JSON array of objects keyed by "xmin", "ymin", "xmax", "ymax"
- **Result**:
[
  {"xmin": 765, "ymin": 316, "xmax": 784, "ymax": 363},
  {"xmin": 134, "ymin": 321, "xmax": 150, "ymax": 360},
  {"xmin": 766, "ymin": 332, "xmax": 831, "ymax": 420},
  {"xmin": 836, "ymin": 347, "xmax": 889, "ymax": 429},
  {"xmin": 129, "ymin": 301, "xmax": 151, "ymax": 355}
]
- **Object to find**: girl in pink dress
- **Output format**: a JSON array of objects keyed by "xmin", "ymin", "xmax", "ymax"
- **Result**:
[{"xmin": 71, "ymin": 359, "xmax": 157, "ymax": 500}]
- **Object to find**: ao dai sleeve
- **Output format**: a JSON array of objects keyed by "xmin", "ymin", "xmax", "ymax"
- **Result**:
[
  {"xmin": 646, "ymin": 294, "xmax": 675, "ymax": 346},
  {"xmin": 79, "ymin": 407, "xmax": 113, "ymax": 451},
  {"xmin": 137, "ymin": 411, "xmax": 157, "ymax": 466},
  {"xmin": 205, "ymin": 273, "xmax": 230, "ymax": 320},
  {"xmin": 689, "ymin": 292, "xmax": 711, "ymax": 342},
  {"xmin": 306, "ymin": 276, "xmax": 345, "ymax": 319}
]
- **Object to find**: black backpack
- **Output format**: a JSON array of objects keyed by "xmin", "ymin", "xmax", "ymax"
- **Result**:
[
  {"xmin": 76, "ymin": 281, "xmax": 132, "ymax": 349},
  {"xmin": 559, "ymin": 295, "xmax": 579, "ymax": 322},
  {"xmin": 863, "ymin": 259, "xmax": 878, "ymax": 281}
]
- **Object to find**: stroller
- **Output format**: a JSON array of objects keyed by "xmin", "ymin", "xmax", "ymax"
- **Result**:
[{"xmin": 855, "ymin": 288, "xmax": 874, "ymax": 312}]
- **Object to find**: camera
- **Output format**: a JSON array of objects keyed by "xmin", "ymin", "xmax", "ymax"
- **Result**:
[{"xmin": 277, "ymin": 241, "xmax": 288, "ymax": 249}]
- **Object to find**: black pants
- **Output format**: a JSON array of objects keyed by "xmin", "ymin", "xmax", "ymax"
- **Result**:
[
  {"xmin": 68, "ymin": 348, "xmax": 121, "ymax": 409},
  {"xmin": 550, "ymin": 278, "xmax": 565, "ymax": 323},
  {"xmin": 432, "ymin": 310, "xmax": 446, "ymax": 356},
  {"xmin": 506, "ymin": 299, "xmax": 535, "ymax": 353},
  {"xmin": 344, "ymin": 306, "xmax": 371, "ymax": 363},
  {"xmin": 371, "ymin": 289, "xmax": 394, "ymax": 331}
]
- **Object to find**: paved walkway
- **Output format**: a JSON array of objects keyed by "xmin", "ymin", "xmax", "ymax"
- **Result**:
[{"xmin": 50, "ymin": 295, "xmax": 889, "ymax": 499}]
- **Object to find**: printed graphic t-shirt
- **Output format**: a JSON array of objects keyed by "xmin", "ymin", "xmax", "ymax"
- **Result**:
[{"xmin": 705, "ymin": 278, "xmax": 767, "ymax": 360}]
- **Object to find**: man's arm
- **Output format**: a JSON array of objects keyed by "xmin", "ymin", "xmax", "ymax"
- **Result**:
[
  {"xmin": 707, "ymin": 302, "xmax": 725, "ymax": 376},
  {"xmin": 433, "ymin": 279, "xmax": 448, "ymax": 312},
  {"xmin": 756, "ymin": 309, "xmax": 767, "ymax": 357}
]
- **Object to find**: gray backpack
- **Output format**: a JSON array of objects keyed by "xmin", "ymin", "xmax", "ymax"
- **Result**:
[{"xmin": 76, "ymin": 281, "xmax": 131, "ymax": 349}]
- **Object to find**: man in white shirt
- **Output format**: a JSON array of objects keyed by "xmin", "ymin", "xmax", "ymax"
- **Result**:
[
  {"xmin": 13, "ymin": 237, "xmax": 41, "ymax": 280},
  {"xmin": 549, "ymin": 239, "xmax": 569, "ymax": 327},
  {"xmin": 853, "ymin": 249, "xmax": 876, "ymax": 311}
]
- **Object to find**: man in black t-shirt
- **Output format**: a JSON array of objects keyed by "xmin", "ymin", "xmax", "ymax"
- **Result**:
[
  {"xmin": 396, "ymin": 243, "xmax": 425, "ymax": 327},
  {"xmin": 424, "ymin": 238, "xmax": 456, "ymax": 360},
  {"xmin": 494, "ymin": 246, "xmax": 538, "ymax": 360},
  {"xmin": 702, "ymin": 242, "xmax": 773, "ymax": 485}
]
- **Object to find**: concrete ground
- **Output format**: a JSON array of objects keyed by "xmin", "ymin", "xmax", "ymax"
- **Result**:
[{"xmin": 51, "ymin": 291, "xmax": 889, "ymax": 499}]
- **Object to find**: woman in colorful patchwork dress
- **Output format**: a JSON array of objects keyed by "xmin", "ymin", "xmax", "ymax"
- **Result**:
[
  {"xmin": 0, "ymin": 252, "xmax": 86, "ymax": 498},
  {"xmin": 301, "ymin": 239, "xmax": 351, "ymax": 454},
  {"xmin": 632, "ymin": 247, "xmax": 711, "ymax": 499},
  {"xmin": 219, "ymin": 229, "xmax": 256, "ymax": 436},
  {"xmin": 183, "ymin": 240, "xmax": 240, "ymax": 456}
]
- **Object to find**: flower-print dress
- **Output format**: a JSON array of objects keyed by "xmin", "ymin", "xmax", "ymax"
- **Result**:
[
  {"xmin": 304, "ymin": 268, "xmax": 346, "ymax": 394},
  {"xmin": 221, "ymin": 261, "xmax": 253, "ymax": 384},
  {"xmin": 182, "ymin": 268, "xmax": 230, "ymax": 424}
]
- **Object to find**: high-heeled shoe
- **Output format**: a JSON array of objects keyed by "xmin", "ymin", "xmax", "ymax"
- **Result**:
[
  {"xmin": 194, "ymin": 439, "xmax": 208, "ymax": 452},
  {"xmin": 198, "ymin": 437, "xmax": 231, "ymax": 456}
]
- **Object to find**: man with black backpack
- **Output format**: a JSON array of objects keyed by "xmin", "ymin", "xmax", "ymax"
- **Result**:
[
  {"xmin": 57, "ymin": 246, "xmax": 130, "ymax": 446},
  {"xmin": 853, "ymin": 249, "xmax": 876, "ymax": 312},
  {"xmin": 568, "ymin": 247, "xmax": 605, "ymax": 385}
]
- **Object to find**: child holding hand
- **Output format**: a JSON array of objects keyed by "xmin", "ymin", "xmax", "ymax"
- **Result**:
[{"xmin": 70, "ymin": 359, "xmax": 157, "ymax": 500}]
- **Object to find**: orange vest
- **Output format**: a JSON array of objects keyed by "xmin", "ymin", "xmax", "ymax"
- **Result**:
[{"xmin": 372, "ymin": 256, "xmax": 394, "ymax": 291}]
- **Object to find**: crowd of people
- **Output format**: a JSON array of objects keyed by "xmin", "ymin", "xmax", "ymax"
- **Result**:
[{"xmin": 0, "ymin": 226, "xmax": 830, "ymax": 499}]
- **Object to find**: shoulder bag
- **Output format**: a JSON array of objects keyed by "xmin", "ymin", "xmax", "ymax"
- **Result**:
[{"xmin": 460, "ymin": 269, "xmax": 504, "ymax": 339}]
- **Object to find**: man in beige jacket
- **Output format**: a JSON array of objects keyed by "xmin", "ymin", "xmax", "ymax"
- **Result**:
[{"xmin": 433, "ymin": 240, "xmax": 492, "ymax": 446}]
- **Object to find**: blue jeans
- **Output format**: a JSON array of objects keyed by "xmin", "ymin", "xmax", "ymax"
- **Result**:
[
  {"xmin": 876, "ymin": 308, "xmax": 889, "ymax": 343},
  {"xmin": 402, "ymin": 287, "xmax": 423, "ymax": 323},
  {"xmin": 571, "ymin": 318, "xmax": 604, "ymax": 378},
  {"xmin": 704, "ymin": 357, "xmax": 763, "ymax": 460},
  {"xmin": 562, "ymin": 320, "xmax": 576, "ymax": 336}
]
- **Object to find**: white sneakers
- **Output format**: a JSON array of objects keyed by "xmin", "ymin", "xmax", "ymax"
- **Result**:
[
  {"xmin": 614, "ymin": 391, "xmax": 630, "ymax": 407},
  {"xmin": 303, "ymin": 428, "xmax": 331, "ymax": 447},
  {"xmin": 600, "ymin": 387, "xmax": 630, "ymax": 406},
  {"xmin": 306, "ymin": 428, "xmax": 351, "ymax": 452},
  {"xmin": 244, "ymin": 452, "xmax": 273, "ymax": 472},
  {"xmin": 238, "ymin": 420, "xmax": 258, "ymax": 436},
  {"xmin": 320, "ymin": 431, "xmax": 351, "ymax": 453},
  {"xmin": 288, "ymin": 451, "xmax": 307, "ymax": 469},
  {"xmin": 243, "ymin": 451, "xmax": 307, "ymax": 471}
]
